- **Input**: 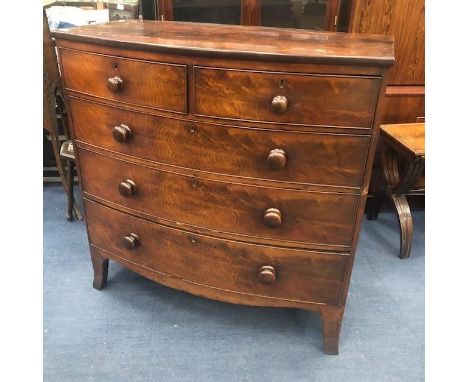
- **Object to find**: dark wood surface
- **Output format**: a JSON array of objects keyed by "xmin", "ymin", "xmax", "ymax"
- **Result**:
[
  {"xmin": 349, "ymin": 0, "xmax": 425, "ymax": 204},
  {"xmin": 193, "ymin": 67, "xmax": 381, "ymax": 127},
  {"xmin": 349, "ymin": 0, "xmax": 424, "ymax": 85},
  {"xmin": 380, "ymin": 123, "xmax": 425, "ymax": 157},
  {"xmin": 68, "ymin": 97, "xmax": 370, "ymax": 189},
  {"xmin": 381, "ymin": 86, "xmax": 425, "ymax": 124},
  {"xmin": 51, "ymin": 20, "xmax": 394, "ymax": 66},
  {"xmin": 86, "ymin": 199, "xmax": 349, "ymax": 304},
  {"xmin": 78, "ymin": 146, "xmax": 359, "ymax": 249},
  {"xmin": 59, "ymin": 48, "xmax": 187, "ymax": 113},
  {"xmin": 55, "ymin": 21, "xmax": 393, "ymax": 354},
  {"xmin": 241, "ymin": 0, "xmax": 261, "ymax": 26},
  {"xmin": 376, "ymin": 123, "xmax": 425, "ymax": 259}
]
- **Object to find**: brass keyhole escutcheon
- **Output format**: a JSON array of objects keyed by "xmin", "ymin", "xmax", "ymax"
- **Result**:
[
  {"xmin": 189, "ymin": 124, "xmax": 195, "ymax": 133},
  {"xmin": 279, "ymin": 78, "xmax": 286, "ymax": 89}
]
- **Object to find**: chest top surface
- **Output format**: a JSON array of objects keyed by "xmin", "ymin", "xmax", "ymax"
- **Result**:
[{"xmin": 51, "ymin": 20, "xmax": 394, "ymax": 66}]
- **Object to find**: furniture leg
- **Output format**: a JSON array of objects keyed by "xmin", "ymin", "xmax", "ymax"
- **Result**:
[
  {"xmin": 66, "ymin": 159, "xmax": 74, "ymax": 221},
  {"xmin": 320, "ymin": 305, "xmax": 345, "ymax": 355},
  {"xmin": 366, "ymin": 191, "xmax": 384, "ymax": 220},
  {"xmin": 91, "ymin": 248, "xmax": 109, "ymax": 290},
  {"xmin": 391, "ymin": 193, "xmax": 414, "ymax": 259},
  {"xmin": 381, "ymin": 137, "xmax": 423, "ymax": 259}
]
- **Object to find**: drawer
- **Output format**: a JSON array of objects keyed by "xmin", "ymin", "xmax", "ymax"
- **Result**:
[
  {"xmin": 59, "ymin": 48, "xmax": 187, "ymax": 113},
  {"xmin": 85, "ymin": 200, "xmax": 349, "ymax": 305},
  {"xmin": 193, "ymin": 67, "xmax": 380, "ymax": 128},
  {"xmin": 69, "ymin": 98, "xmax": 369, "ymax": 188},
  {"xmin": 78, "ymin": 148, "xmax": 359, "ymax": 248}
]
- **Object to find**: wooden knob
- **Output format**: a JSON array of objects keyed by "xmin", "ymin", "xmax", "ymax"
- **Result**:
[
  {"xmin": 123, "ymin": 233, "xmax": 139, "ymax": 249},
  {"xmin": 267, "ymin": 149, "xmax": 287, "ymax": 170},
  {"xmin": 258, "ymin": 265, "xmax": 276, "ymax": 284},
  {"xmin": 271, "ymin": 95, "xmax": 288, "ymax": 114},
  {"xmin": 112, "ymin": 124, "xmax": 132, "ymax": 143},
  {"xmin": 118, "ymin": 179, "xmax": 136, "ymax": 197},
  {"xmin": 107, "ymin": 75, "xmax": 124, "ymax": 92},
  {"xmin": 263, "ymin": 208, "xmax": 282, "ymax": 228}
]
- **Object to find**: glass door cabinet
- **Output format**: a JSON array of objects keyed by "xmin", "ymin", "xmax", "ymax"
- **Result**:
[{"xmin": 150, "ymin": 0, "xmax": 349, "ymax": 32}]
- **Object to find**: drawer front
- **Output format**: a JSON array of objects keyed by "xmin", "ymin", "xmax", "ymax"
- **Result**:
[
  {"xmin": 69, "ymin": 98, "xmax": 369, "ymax": 188},
  {"xmin": 85, "ymin": 200, "xmax": 348, "ymax": 304},
  {"xmin": 194, "ymin": 67, "xmax": 381, "ymax": 128},
  {"xmin": 59, "ymin": 48, "xmax": 187, "ymax": 113},
  {"xmin": 79, "ymin": 148, "xmax": 358, "ymax": 248}
]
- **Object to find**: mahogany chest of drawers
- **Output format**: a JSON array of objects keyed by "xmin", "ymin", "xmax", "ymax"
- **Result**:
[{"xmin": 52, "ymin": 20, "xmax": 394, "ymax": 354}]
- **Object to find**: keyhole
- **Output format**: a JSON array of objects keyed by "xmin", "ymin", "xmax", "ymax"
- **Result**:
[
  {"xmin": 279, "ymin": 78, "xmax": 286, "ymax": 89},
  {"xmin": 189, "ymin": 124, "xmax": 195, "ymax": 133},
  {"xmin": 112, "ymin": 62, "xmax": 118, "ymax": 69}
]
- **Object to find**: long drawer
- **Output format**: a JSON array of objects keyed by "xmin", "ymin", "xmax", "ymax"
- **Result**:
[
  {"xmin": 69, "ymin": 98, "xmax": 369, "ymax": 188},
  {"xmin": 59, "ymin": 48, "xmax": 187, "ymax": 113},
  {"xmin": 85, "ymin": 200, "xmax": 349, "ymax": 305},
  {"xmin": 193, "ymin": 67, "xmax": 381, "ymax": 128},
  {"xmin": 78, "ymin": 148, "xmax": 359, "ymax": 248}
]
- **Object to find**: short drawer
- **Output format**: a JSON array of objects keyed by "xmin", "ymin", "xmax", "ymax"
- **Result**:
[
  {"xmin": 59, "ymin": 48, "xmax": 187, "ymax": 113},
  {"xmin": 193, "ymin": 67, "xmax": 380, "ymax": 128},
  {"xmin": 78, "ymin": 148, "xmax": 359, "ymax": 249},
  {"xmin": 85, "ymin": 200, "xmax": 349, "ymax": 305},
  {"xmin": 69, "ymin": 98, "xmax": 369, "ymax": 188}
]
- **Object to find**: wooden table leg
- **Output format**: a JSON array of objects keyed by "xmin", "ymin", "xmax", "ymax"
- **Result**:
[
  {"xmin": 366, "ymin": 190, "xmax": 384, "ymax": 221},
  {"xmin": 381, "ymin": 142, "xmax": 424, "ymax": 259},
  {"xmin": 391, "ymin": 194, "xmax": 413, "ymax": 259},
  {"xmin": 66, "ymin": 158, "xmax": 74, "ymax": 221}
]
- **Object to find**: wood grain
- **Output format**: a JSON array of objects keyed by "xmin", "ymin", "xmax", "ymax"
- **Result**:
[
  {"xmin": 194, "ymin": 67, "xmax": 381, "ymax": 128},
  {"xmin": 381, "ymin": 88, "xmax": 425, "ymax": 124},
  {"xmin": 85, "ymin": 199, "xmax": 349, "ymax": 304},
  {"xmin": 78, "ymin": 147, "xmax": 359, "ymax": 248},
  {"xmin": 241, "ymin": 0, "xmax": 261, "ymax": 25},
  {"xmin": 68, "ymin": 97, "xmax": 370, "ymax": 189},
  {"xmin": 380, "ymin": 122, "xmax": 425, "ymax": 157},
  {"xmin": 54, "ymin": 21, "xmax": 394, "ymax": 354},
  {"xmin": 51, "ymin": 20, "xmax": 394, "ymax": 66},
  {"xmin": 350, "ymin": 0, "xmax": 424, "ymax": 85},
  {"xmin": 58, "ymin": 47, "xmax": 187, "ymax": 113}
]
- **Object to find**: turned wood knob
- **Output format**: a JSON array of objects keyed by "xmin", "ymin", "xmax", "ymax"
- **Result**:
[
  {"xmin": 123, "ymin": 233, "xmax": 140, "ymax": 249},
  {"xmin": 263, "ymin": 208, "xmax": 282, "ymax": 228},
  {"xmin": 118, "ymin": 179, "xmax": 136, "ymax": 197},
  {"xmin": 258, "ymin": 265, "xmax": 276, "ymax": 284},
  {"xmin": 112, "ymin": 124, "xmax": 132, "ymax": 143},
  {"xmin": 267, "ymin": 149, "xmax": 287, "ymax": 170},
  {"xmin": 107, "ymin": 75, "xmax": 124, "ymax": 92},
  {"xmin": 271, "ymin": 95, "xmax": 288, "ymax": 114}
]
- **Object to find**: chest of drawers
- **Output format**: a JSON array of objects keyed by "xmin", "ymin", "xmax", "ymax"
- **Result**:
[{"xmin": 52, "ymin": 20, "xmax": 394, "ymax": 355}]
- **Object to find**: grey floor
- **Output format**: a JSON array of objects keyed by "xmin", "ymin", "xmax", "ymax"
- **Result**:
[{"xmin": 44, "ymin": 185, "xmax": 424, "ymax": 382}]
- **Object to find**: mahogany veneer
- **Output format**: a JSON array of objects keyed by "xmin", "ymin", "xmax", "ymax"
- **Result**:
[{"xmin": 52, "ymin": 20, "xmax": 394, "ymax": 355}]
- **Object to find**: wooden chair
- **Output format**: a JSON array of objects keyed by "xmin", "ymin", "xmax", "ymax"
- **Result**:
[
  {"xmin": 367, "ymin": 122, "xmax": 425, "ymax": 259},
  {"xmin": 43, "ymin": 10, "xmax": 82, "ymax": 221}
]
